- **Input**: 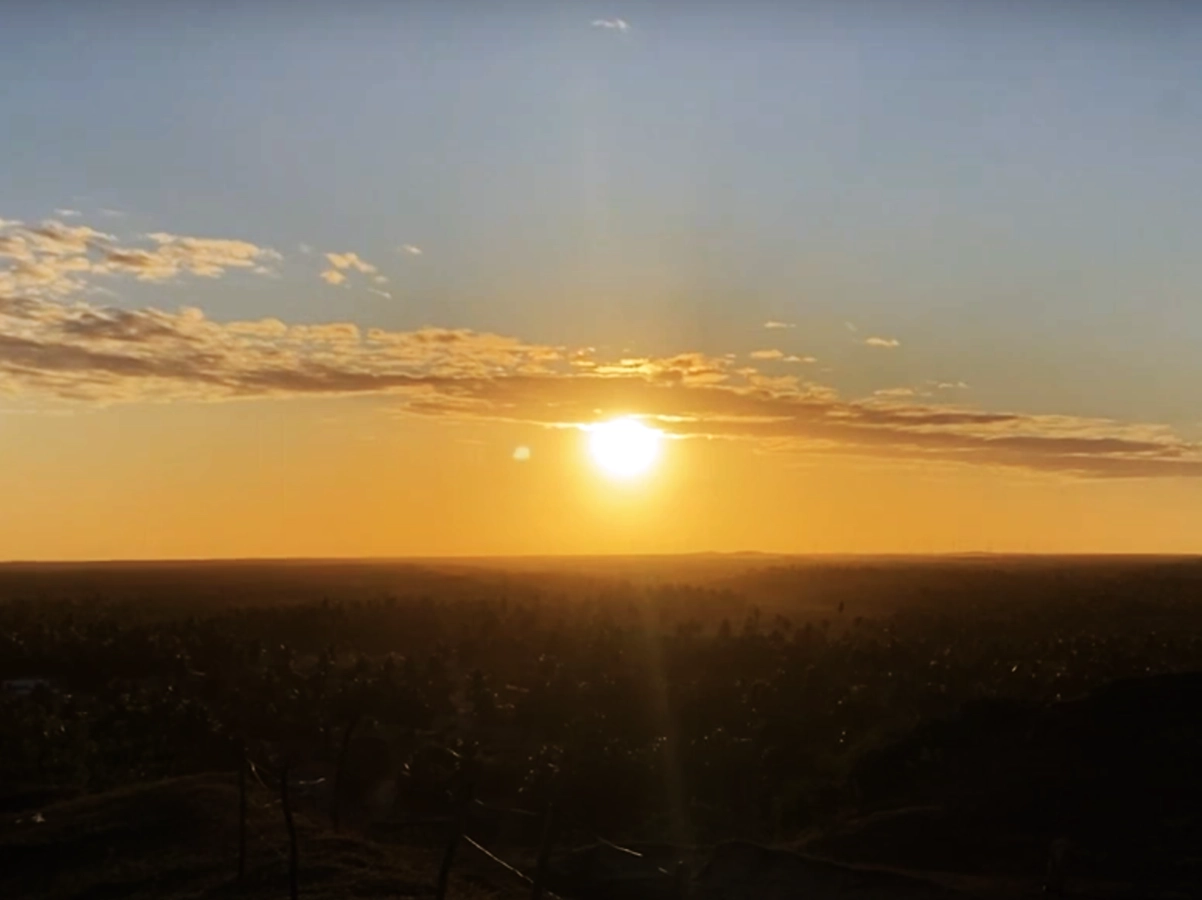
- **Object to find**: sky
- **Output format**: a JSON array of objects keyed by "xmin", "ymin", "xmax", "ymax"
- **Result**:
[{"xmin": 2, "ymin": 1, "xmax": 1202, "ymax": 559}]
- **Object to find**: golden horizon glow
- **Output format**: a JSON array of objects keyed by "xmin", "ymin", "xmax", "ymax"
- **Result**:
[
  {"xmin": 6, "ymin": 10, "xmax": 1202, "ymax": 560},
  {"xmin": 587, "ymin": 418, "xmax": 663, "ymax": 480}
]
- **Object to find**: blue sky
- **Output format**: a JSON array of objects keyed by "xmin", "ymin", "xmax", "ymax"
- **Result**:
[
  {"xmin": 3, "ymin": 3, "xmax": 1202, "ymax": 480},
  {"xmin": 4, "ymin": 5, "xmax": 1201, "ymax": 420}
]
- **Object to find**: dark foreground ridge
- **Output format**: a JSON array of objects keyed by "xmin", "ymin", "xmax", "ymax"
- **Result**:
[
  {"xmin": 4, "ymin": 668, "xmax": 1200, "ymax": 899},
  {"xmin": 0, "ymin": 774, "xmax": 528, "ymax": 900}
]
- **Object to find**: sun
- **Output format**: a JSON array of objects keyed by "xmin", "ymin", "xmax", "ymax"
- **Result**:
[{"xmin": 587, "ymin": 417, "xmax": 662, "ymax": 479}]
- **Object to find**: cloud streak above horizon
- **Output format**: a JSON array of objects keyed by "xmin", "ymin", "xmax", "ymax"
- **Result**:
[{"xmin": 3, "ymin": 214, "xmax": 1201, "ymax": 480}]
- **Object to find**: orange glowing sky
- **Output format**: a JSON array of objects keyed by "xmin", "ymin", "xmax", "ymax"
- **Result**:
[{"xmin": 3, "ymin": 4, "xmax": 1202, "ymax": 559}]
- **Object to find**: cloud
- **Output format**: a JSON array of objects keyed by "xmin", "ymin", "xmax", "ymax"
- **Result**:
[
  {"xmin": 54, "ymin": 209, "xmax": 82, "ymax": 218},
  {"xmin": 322, "ymin": 251, "xmax": 377, "ymax": 287},
  {"xmin": 27, "ymin": 221, "xmax": 114, "ymax": 257},
  {"xmin": 400, "ymin": 244, "xmax": 423, "ymax": 256},
  {"xmin": 111, "ymin": 233, "xmax": 279, "ymax": 281},
  {"xmin": 4, "ymin": 211, "xmax": 1202, "ymax": 480},
  {"xmin": 763, "ymin": 321, "xmax": 794, "ymax": 330},
  {"xmin": 325, "ymin": 252, "xmax": 376, "ymax": 274},
  {"xmin": 0, "ymin": 234, "xmax": 31, "ymax": 259},
  {"xmin": 3, "ymin": 289, "xmax": 1200, "ymax": 478},
  {"xmin": 98, "ymin": 208, "xmax": 126, "ymax": 219},
  {"xmin": 750, "ymin": 349, "xmax": 816, "ymax": 365},
  {"xmin": 865, "ymin": 336, "xmax": 900, "ymax": 348},
  {"xmin": 591, "ymin": 18, "xmax": 630, "ymax": 31},
  {"xmin": 0, "ymin": 216, "xmax": 278, "ymax": 300},
  {"xmin": 844, "ymin": 321, "xmax": 858, "ymax": 332},
  {"xmin": 367, "ymin": 288, "xmax": 393, "ymax": 300},
  {"xmin": 932, "ymin": 380, "xmax": 969, "ymax": 390},
  {"xmin": 874, "ymin": 387, "xmax": 916, "ymax": 398}
]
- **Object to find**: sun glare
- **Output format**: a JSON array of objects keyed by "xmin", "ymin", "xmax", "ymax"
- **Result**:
[{"xmin": 587, "ymin": 418, "xmax": 662, "ymax": 479}]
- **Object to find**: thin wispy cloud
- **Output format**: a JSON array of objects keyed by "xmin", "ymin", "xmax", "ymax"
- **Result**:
[
  {"xmin": 785, "ymin": 355, "xmax": 817, "ymax": 364},
  {"xmin": 749, "ymin": 349, "xmax": 784, "ymax": 360},
  {"xmin": 321, "ymin": 250, "xmax": 376, "ymax": 286},
  {"xmin": 400, "ymin": 244, "xmax": 423, "ymax": 256},
  {"xmin": 98, "ymin": 208, "xmax": 126, "ymax": 219},
  {"xmin": 865, "ymin": 336, "xmax": 900, "ymax": 348},
  {"xmin": 325, "ymin": 252, "xmax": 376, "ymax": 274},
  {"xmin": 844, "ymin": 321, "xmax": 859, "ymax": 333},
  {"xmin": 54, "ymin": 208, "xmax": 83, "ymax": 218},
  {"xmin": 591, "ymin": 18, "xmax": 630, "ymax": 31},
  {"xmin": 126, "ymin": 233, "xmax": 279, "ymax": 280},
  {"xmin": 763, "ymin": 321, "xmax": 794, "ymax": 330},
  {"xmin": 367, "ymin": 288, "xmax": 393, "ymax": 300}
]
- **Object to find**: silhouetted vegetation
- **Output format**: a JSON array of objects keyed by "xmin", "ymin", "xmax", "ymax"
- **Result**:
[{"xmin": 2, "ymin": 556, "xmax": 1201, "ymax": 896}]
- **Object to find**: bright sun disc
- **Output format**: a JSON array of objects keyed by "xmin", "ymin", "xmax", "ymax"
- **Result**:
[{"xmin": 588, "ymin": 418, "xmax": 662, "ymax": 479}]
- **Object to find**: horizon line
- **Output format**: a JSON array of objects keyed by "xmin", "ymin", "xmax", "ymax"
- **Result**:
[{"xmin": 1, "ymin": 551, "xmax": 1200, "ymax": 568}]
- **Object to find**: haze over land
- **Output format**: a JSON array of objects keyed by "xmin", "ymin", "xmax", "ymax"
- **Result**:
[{"xmin": 4, "ymin": 3, "xmax": 1202, "ymax": 559}]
